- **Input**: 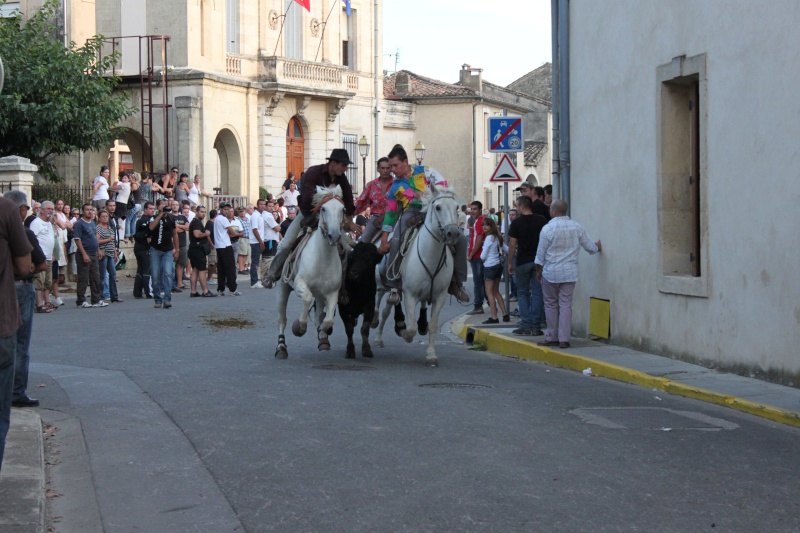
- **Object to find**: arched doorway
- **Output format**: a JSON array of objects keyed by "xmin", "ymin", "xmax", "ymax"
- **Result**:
[
  {"xmin": 213, "ymin": 128, "xmax": 242, "ymax": 195},
  {"xmin": 286, "ymin": 117, "xmax": 305, "ymax": 181}
]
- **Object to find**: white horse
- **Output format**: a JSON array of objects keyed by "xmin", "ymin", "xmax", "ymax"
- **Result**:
[
  {"xmin": 397, "ymin": 182, "xmax": 461, "ymax": 366},
  {"xmin": 275, "ymin": 186, "xmax": 345, "ymax": 359}
]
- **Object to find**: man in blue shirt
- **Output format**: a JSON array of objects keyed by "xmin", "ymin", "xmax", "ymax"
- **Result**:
[{"xmin": 73, "ymin": 203, "xmax": 105, "ymax": 308}]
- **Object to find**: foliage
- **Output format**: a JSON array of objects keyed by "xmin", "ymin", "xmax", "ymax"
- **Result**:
[
  {"xmin": 0, "ymin": 0, "xmax": 134, "ymax": 180},
  {"xmin": 259, "ymin": 186, "xmax": 270, "ymax": 200}
]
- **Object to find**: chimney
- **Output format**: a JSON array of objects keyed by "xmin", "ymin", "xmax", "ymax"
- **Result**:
[
  {"xmin": 460, "ymin": 64, "xmax": 483, "ymax": 92},
  {"xmin": 394, "ymin": 72, "xmax": 411, "ymax": 96}
]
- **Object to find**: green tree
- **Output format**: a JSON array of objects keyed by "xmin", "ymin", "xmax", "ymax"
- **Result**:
[{"xmin": 0, "ymin": 0, "xmax": 134, "ymax": 180}]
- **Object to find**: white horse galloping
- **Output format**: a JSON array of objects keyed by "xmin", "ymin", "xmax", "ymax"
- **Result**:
[
  {"xmin": 275, "ymin": 186, "xmax": 345, "ymax": 359},
  {"xmin": 399, "ymin": 181, "xmax": 460, "ymax": 367}
]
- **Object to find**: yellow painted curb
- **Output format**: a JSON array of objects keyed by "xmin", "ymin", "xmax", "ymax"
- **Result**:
[{"xmin": 456, "ymin": 324, "xmax": 800, "ymax": 428}]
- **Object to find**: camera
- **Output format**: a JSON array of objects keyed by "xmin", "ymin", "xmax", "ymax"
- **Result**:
[{"xmin": 162, "ymin": 206, "xmax": 172, "ymax": 214}]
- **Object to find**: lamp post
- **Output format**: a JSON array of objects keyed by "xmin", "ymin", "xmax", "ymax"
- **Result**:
[
  {"xmin": 414, "ymin": 141, "xmax": 426, "ymax": 165},
  {"xmin": 358, "ymin": 135, "xmax": 370, "ymax": 192}
]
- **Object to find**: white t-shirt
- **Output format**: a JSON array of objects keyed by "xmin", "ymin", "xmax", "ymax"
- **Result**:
[
  {"xmin": 248, "ymin": 210, "xmax": 262, "ymax": 244},
  {"xmin": 213, "ymin": 215, "xmax": 232, "ymax": 248},
  {"xmin": 186, "ymin": 210, "xmax": 196, "ymax": 223},
  {"xmin": 480, "ymin": 234, "xmax": 502, "ymax": 268},
  {"xmin": 30, "ymin": 217, "xmax": 55, "ymax": 261},
  {"xmin": 262, "ymin": 212, "xmax": 281, "ymax": 242},
  {"xmin": 280, "ymin": 189, "xmax": 300, "ymax": 207},
  {"xmin": 115, "ymin": 182, "xmax": 131, "ymax": 204},
  {"xmin": 92, "ymin": 176, "xmax": 110, "ymax": 201},
  {"xmin": 188, "ymin": 184, "xmax": 200, "ymax": 205}
]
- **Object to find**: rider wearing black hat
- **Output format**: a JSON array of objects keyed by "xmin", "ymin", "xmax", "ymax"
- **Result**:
[{"xmin": 263, "ymin": 149, "xmax": 362, "ymax": 289}]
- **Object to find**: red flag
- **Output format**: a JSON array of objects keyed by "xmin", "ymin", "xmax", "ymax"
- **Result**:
[{"xmin": 293, "ymin": 0, "xmax": 310, "ymax": 11}]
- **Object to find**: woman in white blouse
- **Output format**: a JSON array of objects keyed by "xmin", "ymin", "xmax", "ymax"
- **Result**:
[{"xmin": 479, "ymin": 217, "xmax": 509, "ymax": 324}]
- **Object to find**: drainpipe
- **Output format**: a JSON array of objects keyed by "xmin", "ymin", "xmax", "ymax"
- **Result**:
[
  {"xmin": 557, "ymin": 0, "xmax": 571, "ymax": 207},
  {"xmin": 550, "ymin": 0, "xmax": 560, "ymax": 200},
  {"xmin": 373, "ymin": 0, "xmax": 379, "ymax": 166},
  {"xmin": 472, "ymin": 99, "xmax": 483, "ymax": 200}
]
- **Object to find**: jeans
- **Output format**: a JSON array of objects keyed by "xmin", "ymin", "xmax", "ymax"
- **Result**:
[
  {"xmin": 13, "ymin": 283, "xmax": 35, "ymax": 400},
  {"xmin": 99, "ymin": 254, "xmax": 118, "ymax": 300},
  {"xmin": 125, "ymin": 203, "xmax": 141, "ymax": 237},
  {"xmin": 249, "ymin": 243, "xmax": 261, "ymax": 286},
  {"xmin": 0, "ymin": 332, "xmax": 17, "ymax": 473},
  {"xmin": 509, "ymin": 257, "xmax": 518, "ymax": 298},
  {"xmin": 76, "ymin": 254, "xmax": 101, "ymax": 305},
  {"xmin": 150, "ymin": 248, "xmax": 175, "ymax": 303},
  {"xmin": 470, "ymin": 257, "xmax": 486, "ymax": 308},
  {"xmin": 515, "ymin": 261, "xmax": 543, "ymax": 331}
]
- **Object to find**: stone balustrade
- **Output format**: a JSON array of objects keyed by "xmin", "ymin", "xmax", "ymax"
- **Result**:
[{"xmin": 260, "ymin": 56, "xmax": 359, "ymax": 93}]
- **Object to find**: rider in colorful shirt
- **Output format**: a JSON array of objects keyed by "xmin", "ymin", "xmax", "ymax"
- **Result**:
[{"xmin": 378, "ymin": 144, "xmax": 469, "ymax": 305}]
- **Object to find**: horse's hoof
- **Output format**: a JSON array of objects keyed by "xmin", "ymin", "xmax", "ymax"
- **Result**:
[
  {"xmin": 345, "ymin": 352, "xmax": 355, "ymax": 359},
  {"xmin": 402, "ymin": 330, "xmax": 415, "ymax": 344},
  {"xmin": 346, "ymin": 345, "xmax": 355, "ymax": 358},
  {"xmin": 326, "ymin": 326, "xmax": 333, "ymax": 335},
  {"xmin": 275, "ymin": 346, "xmax": 288, "ymax": 359},
  {"xmin": 318, "ymin": 340, "xmax": 331, "ymax": 351},
  {"xmin": 376, "ymin": 340, "xmax": 384, "ymax": 348},
  {"xmin": 426, "ymin": 359, "xmax": 439, "ymax": 367},
  {"xmin": 394, "ymin": 321, "xmax": 406, "ymax": 337},
  {"xmin": 292, "ymin": 320, "xmax": 307, "ymax": 337},
  {"xmin": 362, "ymin": 347, "xmax": 374, "ymax": 358},
  {"xmin": 418, "ymin": 321, "xmax": 429, "ymax": 336}
]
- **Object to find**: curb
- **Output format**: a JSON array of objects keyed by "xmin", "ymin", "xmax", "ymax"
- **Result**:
[
  {"xmin": 452, "ymin": 317, "xmax": 800, "ymax": 428},
  {"xmin": 0, "ymin": 409, "xmax": 45, "ymax": 533}
]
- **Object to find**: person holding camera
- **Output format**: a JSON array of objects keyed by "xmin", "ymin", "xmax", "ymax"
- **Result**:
[
  {"xmin": 213, "ymin": 203, "xmax": 244, "ymax": 296},
  {"xmin": 147, "ymin": 198, "xmax": 179, "ymax": 308}
]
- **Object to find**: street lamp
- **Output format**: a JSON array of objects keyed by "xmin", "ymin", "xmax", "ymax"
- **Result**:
[
  {"xmin": 358, "ymin": 135, "xmax": 370, "ymax": 191},
  {"xmin": 414, "ymin": 141, "xmax": 425, "ymax": 165}
]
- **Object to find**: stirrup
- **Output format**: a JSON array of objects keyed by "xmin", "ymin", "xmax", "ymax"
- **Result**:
[
  {"xmin": 448, "ymin": 281, "xmax": 470, "ymax": 303},
  {"xmin": 387, "ymin": 289, "xmax": 401, "ymax": 305}
]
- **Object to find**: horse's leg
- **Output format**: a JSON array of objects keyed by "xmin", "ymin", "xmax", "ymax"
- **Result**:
[
  {"xmin": 417, "ymin": 302, "xmax": 429, "ymax": 336},
  {"xmin": 393, "ymin": 302, "xmax": 407, "ymax": 337},
  {"xmin": 362, "ymin": 301, "xmax": 375, "ymax": 358},
  {"xmin": 401, "ymin": 292, "xmax": 418, "ymax": 344},
  {"xmin": 343, "ymin": 311, "xmax": 356, "ymax": 358},
  {"xmin": 275, "ymin": 282, "xmax": 290, "ymax": 359},
  {"xmin": 376, "ymin": 299, "xmax": 391, "ymax": 348},
  {"xmin": 318, "ymin": 292, "xmax": 337, "ymax": 351},
  {"xmin": 371, "ymin": 287, "xmax": 384, "ymax": 329},
  {"xmin": 291, "ymin": 278, "xmax": 311, "ymax": 337},
  {"xmin": 425, "ymin": 295, "xmax": 447, "ymax": 367}
]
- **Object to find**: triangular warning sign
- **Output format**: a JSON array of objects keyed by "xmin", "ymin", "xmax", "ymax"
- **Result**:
[{"xmin": 489, "ymin": 154, "xmax": 522, "ymax": 182}]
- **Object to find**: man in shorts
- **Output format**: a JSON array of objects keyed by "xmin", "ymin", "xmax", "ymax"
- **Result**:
[{"xmin": 188, "ymin": 206, "xmax": 215, "ymax": 297}]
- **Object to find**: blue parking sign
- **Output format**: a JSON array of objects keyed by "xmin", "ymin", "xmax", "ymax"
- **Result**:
[{"xmin": 488, "ymin": 115, "xmax": 524, "ymax": 153}]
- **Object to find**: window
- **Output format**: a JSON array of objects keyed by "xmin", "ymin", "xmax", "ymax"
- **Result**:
[
  {"xmin": 657, "ymin": 53, "xmax": 708, "ymax": 297},
  {"xmin": 341, "ymin": 8, "xmax": 356, "ymax": 70},
  {"xmin": 342, "ymin": 134, "xmax": 360, "ymax": 192},
  {"xmin": 0, "ymin": 3, "xmax": 20, "ymax": 17},
  {"xmin": 285, "ymin": 0, "xmax": 303, "ymax": 60},
  {"xmin": 226, "ymin": 0, "xmax": 239, "ymax": 54}
]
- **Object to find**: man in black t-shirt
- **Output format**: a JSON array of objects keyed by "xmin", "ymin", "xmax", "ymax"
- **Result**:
[
  {"xmin": 507, "ymin": 195, "xmax": 548, "ymax": 336},
  {"xmin": 147, "ymin": 198, "xmax": 179, "ymax": 308},
  {"xmin": 204, "ymin": 210, "xmax": 217, "ymax": 285},
  {"xmin": 133, "ymin": 202, "xmax": 155, "ymax": 299},
  {"xmin": 172, "ymin": 200, "xmax": 190, "ymax": 292},
  {"xmin": 280, "ymin": 207, "xmax": 295, "ymax": 237}
]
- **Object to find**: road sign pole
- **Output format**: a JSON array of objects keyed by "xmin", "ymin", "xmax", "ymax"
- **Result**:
[{"xmin": 504, "ymin": 182, "xmax": 510, "ymax": 308}]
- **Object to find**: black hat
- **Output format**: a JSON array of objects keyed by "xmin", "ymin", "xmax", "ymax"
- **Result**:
[
  {"xmin": 326, "ymin": 148, "xmax": 353, "ymax": 166},
  {"xmin": 515, "ymin": 182, "xmax": 533, "ymax": 192},
  {"xmin": 219, "ymin": 202, "xmax": 232, "ymax": 209}
]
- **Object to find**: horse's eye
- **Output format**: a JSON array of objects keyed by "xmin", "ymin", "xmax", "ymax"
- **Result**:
[{"xmin": 435, "ymin": 205, "xmax": 441, "ymax": 211}]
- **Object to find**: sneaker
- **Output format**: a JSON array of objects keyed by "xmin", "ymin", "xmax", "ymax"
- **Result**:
[
  {"xmin": 78, "ymin": 301, "xmax": 92, "ymax": 308},
  {"xmin": 50, "ymin": 295, "xmax": 64, "ymax": 306},
  {"xmin": 202, "ymin": 291, "xmax": 217, "ymax": 298},
  {"xmin": 182, "ymin": 274, "xmax": 191, "ymax": 281},
  {"xmin": 207, "ymin": 279, "xmax": 217, "ymax": 285},
  {"xmin": 466, "ymin": 307, "xmax": 484, "ymax": 315},
  {"xmin": 251, "ymin": 282, "xmax": 264, "ymax": 289},
  {"xmin": 511, "ymin": 308, "xmax": 520, "ymax": 317},
  {"xmin": 512, "ymin": 327, "xmax": 532, "ymax": 335},
  {"xmin": 509, "ymin": 296, "xmax": 518, "ymax": 302},
  {"xmin": 502, "ymin": 314, "xmax": 510, "ymax": 322},
  {"xmin": 218, "ymin": 291, "xmax": 225, "ymax": 296},
  {"xmin": 154, "ymin": 302, "xmax": 163, "ymax": 308},
  {"xmin": 482, "ymin": 317, "xmax": 499, "ymax": 324},
  {"xmin": 92, "ymin": 301, "xmax": 109, "ymax": 308},
  {"xmin": 231, "ymin": 290, "xmax": 241, "ymax": 296},
  {"xmin": 163, "ymin": 301, "xmax": 172, "ymax": 309},
  {"xmin": 190, "ymin": 292, "xmax": 201, "ymax": 298},
  {"xmin": 387, "ymin": 289, "xmax": 401, "ymax": 306},
  {"xmin": 532, "ymin": 330, "xmax": 544, "ymax": 336}
]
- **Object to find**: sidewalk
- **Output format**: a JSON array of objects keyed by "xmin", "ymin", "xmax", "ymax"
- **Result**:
[
  {"xmin": 0, "ymin": 409, "xmax": 45, "ymax": 533},
  {"xmin": 452, "ymin": 313, "xmax": 800, "ymax": 428}
]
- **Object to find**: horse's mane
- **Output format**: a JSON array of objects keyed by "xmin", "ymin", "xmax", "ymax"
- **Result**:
[
  {"xmin": 312, "ymin": 185, "xmax": 343, "ymax": 207},
  {"xmin": 420, "ymin": 182, "xmax": 456, "ymax": 212}
]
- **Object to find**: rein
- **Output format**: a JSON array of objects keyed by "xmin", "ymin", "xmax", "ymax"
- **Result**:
[
  {"xmin": 311, "ymin": 193, "xmax": 345, "ymax": 240},
  {"xmin": 416, "ymin": 193, "xmax": 457, "ymax": 303}
]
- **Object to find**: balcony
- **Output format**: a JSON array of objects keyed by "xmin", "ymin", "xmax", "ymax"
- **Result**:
[{"xmin": 259, "ymin": 56, "xmax": 359, "ymax": 95}]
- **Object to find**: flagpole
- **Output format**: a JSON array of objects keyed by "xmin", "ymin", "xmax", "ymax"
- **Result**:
[
  {"xmin": 272, "ymin": 2, "xmax": 295, "ymax": 57},
  {"xmin": 314, "ymin": 1, "xmax": 340, "ymax": 62}
]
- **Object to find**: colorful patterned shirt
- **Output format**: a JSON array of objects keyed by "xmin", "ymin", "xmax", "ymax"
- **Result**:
[
  {"xmin": 354, "ymin": 178, "xmax": 394, "ymax": 216},
  {"xmin": 382, "ymin": 165, "xmax": 447, "ymax": 232}
]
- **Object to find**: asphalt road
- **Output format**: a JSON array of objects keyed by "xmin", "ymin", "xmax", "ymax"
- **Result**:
[{"xmin": 29, "ymin": 283, "xmax": 800, "ymax": 532}]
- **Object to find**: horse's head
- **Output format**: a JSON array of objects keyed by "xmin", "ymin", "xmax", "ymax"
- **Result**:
[
  {"xmin": 312, "ymin": 185, "xmax": 345, "ymax": 246},
  {"xmin": 423, "ymin": 181, "xmax": 460, "ymax": 246}
]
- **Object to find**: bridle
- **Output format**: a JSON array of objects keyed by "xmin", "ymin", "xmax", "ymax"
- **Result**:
[
  {"xmin": 416, "ymin": 193, "xmax": 458, "ymax": 302},
  {"xmin": 312, "ymin": 193, "xmax": 345, "ymax": 244},
  {"xmin": 422, "ymin": 193, "xmax": 459, "ymax": 243}
]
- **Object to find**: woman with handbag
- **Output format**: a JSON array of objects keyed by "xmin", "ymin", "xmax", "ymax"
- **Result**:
[{"xmin": 479, "ymin": 217, "xmax": 509, "ymax": 324}]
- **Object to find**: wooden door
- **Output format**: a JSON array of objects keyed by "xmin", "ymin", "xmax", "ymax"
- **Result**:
[{"xmin": 286, "ymin": 117, "xmax": 305, "ymax": 181}]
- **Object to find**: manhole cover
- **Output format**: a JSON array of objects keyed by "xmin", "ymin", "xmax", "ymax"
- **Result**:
[
  {"xmin": 570, "ymin": 407, "xmax": 739, "ymax": 431},
  {"xmin": 311, "ymin": 364, "xmax": 375, "ymax": 371},
  {"xmin": 419, "ymin": 383, "xmax": 493, "ymax": 389}
]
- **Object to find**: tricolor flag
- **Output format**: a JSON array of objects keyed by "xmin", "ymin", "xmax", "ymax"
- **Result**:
[
  {"xmin": 343, "ymin": 0, "xmax": 351, "ymax": 16},
  {"xmin": 293, "ymin": 0, "xmax": 310, "ymax": 12}
]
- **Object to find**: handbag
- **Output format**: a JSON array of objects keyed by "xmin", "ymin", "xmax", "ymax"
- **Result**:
[
  {"xmin": 127, "ymin": 195, "xmax": 135, "ymax": 209},
  {"xmin": 201, "ymin": 241, "xmax": 212, "ymax": 256}
]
